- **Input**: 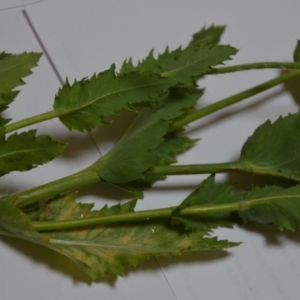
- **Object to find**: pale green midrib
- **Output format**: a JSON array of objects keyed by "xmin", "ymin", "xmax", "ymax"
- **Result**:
[
  {"xmin": 31, "ymin": 192, "xmax": 298, "ymax": 231},
  {"xmin": 245, "ymin": 194, "xmax": 300, "ymax": 208},
  {"xmin": 50, "ymin": 238, "xmax": 205, "ymax": 252},
  {"xmin": 237, "ymin": 160, "xmax": 300, "ymax": 181},
  {"xmin": 55, "ymin": 76, "xmax": 169, "ymax": 115},
  {"xmin": 0, "ymin": 59, "xmax": 31, "ymax": 77},
  {"xmin": 160, "ymin": 47, "xmax": 232, "ymax": 78},
  {"xmin": 0, "ymin": 147, "xmax": 55, "ymax": 160}
]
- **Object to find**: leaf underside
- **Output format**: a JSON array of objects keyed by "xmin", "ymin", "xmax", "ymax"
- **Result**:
[{"xmin": 29, "ymin": 194, "xmax": 237, "ymax": 279}]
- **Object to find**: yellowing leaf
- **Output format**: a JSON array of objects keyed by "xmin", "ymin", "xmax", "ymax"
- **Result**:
[{"xmin": 31, "ymin": 194, "xmax": 237, "ymax": 279}]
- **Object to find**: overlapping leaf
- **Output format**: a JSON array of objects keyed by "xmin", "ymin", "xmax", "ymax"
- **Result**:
[
  {"xmin": 293, "ymin": 40, "xmax": 300, "ymax": 62},
  {"xmin": 0, "ymin": 198, "xmax": 50, "ymax": 246},
  {"xmin": 0, "ymin": 130, "xmax": 65, "ymax": 176},
  {"xmin": 238, "ymin": 184, "xmax": 300, "ymax": 231},
  {"xmin": 0, "ymin": 52, "xmax": 42, "ymax": 125},
  {"xmin": 175, "ymin": 175, "xmax": 243, "ymax": 230},
  {"xmin": 237, "ymin": 112, "xmax": 300, "ymax": 182},
  {"xmin": 134, "ymin": 135, "xmax": 198, "ymax": 188},
  {"xmin": 121, "ymin": 44, "xmax": 237, "ymax": 86},
  {"xmin": 188, "ymin": 25, "xmax": 226, "ymax": 47},
  {"xmin": 94, "ymin": 88, "xmax": 202, "ymax": 183},
  {"xmin": 54, "ymin": 65, "xmax": 174, "ymax": 131},
  {"xmin": 30, "ymin": 194, "xmax": 237, "ymax": 279},
  {"xmin": 112, "ymin": 134, "xmax": 198, "ymax": 198}
]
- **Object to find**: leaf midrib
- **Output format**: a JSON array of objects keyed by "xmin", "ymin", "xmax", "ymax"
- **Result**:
[
  {"xmin": 56, "ymin": 76, "xmax": 169, "ymax": 115},
  {"xmin": 160, "ymin": 47, "xmax": 230, "ymax": 78}
]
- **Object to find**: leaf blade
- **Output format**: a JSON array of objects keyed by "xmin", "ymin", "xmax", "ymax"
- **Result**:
[
  {"xmin": 238, "ymin": 112, "xmax": 300, "ymax": 182},
  {"xmin": 239, "ymin": 184, "xmax": 300, "ymax": 231},
  {"xmin": 293, "ymin": 40, "xmax": 300, "ymax": 62},
  {"xmin": 54, "ymin": 65, "xmax": 174, "ymax": 131},
  {"xmin": 0, "ymin": 52, "xmax": 42, "ymax": 113},
  {"xmin": 188, "ymin": 25, "xmax": 226, "ymax": 47},
  {"xmin": 95, "ymin": 88, "xmax": 202, "ymax": 183},
  {"xmin": 0, "ymin": 130, "xmax": 66, "ymax": 176},
  {"xmin": 31, "ymin": 194, "xmax": 237, "ymax": 279}
]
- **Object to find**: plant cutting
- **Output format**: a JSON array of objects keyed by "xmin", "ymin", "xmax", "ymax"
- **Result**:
[{"xmin": 1, "ymin": 25, "xmax": 300, "ymax": 280}]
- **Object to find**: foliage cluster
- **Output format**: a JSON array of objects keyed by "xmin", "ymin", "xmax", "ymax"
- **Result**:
[{"xmin": 1, "ymin": 26, "xmax": 300, "ymax": 279}]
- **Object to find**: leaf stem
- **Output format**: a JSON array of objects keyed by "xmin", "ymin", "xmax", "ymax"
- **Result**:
[
  {"xmin": 4, "ymin": 110, "xmax": 60, "ymax": 134},
  {"xmin": 210, "ymin": 62, "xmax": 300, "ymax": 74},
  {"xmin": 170, "ymin": 70, "xmax": 300, "ymax": 131},
  {"xmin": 9, "ymin": 170, "xmax": 101, "ymax": 208},
  {"xmin": 146, "ymin": 162, "xmax": 238, "ymax": 176},
  {"xmin": 31, "ymin": 201, "xmax": 242, "ymax": 231}
]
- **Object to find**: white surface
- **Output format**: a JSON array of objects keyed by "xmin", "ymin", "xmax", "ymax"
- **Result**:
[
  {"xmin": 1, "ymin": 1, "xmax": 300, "ymax": 299},
  {"xmin": 0, "ymin": 0, "xmax": 42, "ymax": 10}
]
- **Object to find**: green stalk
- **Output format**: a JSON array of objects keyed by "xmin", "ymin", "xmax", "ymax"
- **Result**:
[
  {"xmin": 3, "ymin": 64, "xmax": 300, "ymax": 135},
  {"xmin": 209, "ymin": 62, "xmax": 300, "ymax": 74},
  {"xmin": 10, "ymin": 170, "xmax": 101, "ymax": 208},
  {"xmin": 4, "ymin": 110, "xmax": 60, "ymax": 134},
  {"xmin": 31, "ymin": 201, "xmax": 243, "ymax": 231},
  {"xmin": 170, "ymin": 70, "xmax": 300, "ymax": 132},
  {"xmin": 146, "ymin": 162, "xmax": 237, "ymax": 176}
]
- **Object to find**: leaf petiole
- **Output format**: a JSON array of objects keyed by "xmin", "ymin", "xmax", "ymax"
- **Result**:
[
  {"xmin": 31, "ymin": 202, "xmax": 240, "ymax": 232},
  {"xmin": 4, "ymin": 110, "xmax": 61, "ymax": 134},
  {"xmin": 209, "ymin": 62, "xmax": 300, "ymax": 74},
  {"xmin": 170, "ymin": 70, "xmax": 300, "ymax": 131}
]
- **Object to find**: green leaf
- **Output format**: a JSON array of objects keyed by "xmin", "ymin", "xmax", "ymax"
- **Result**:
[
  {"xmin": 0, "ymin": 52, "xmax": 11, "ymax": 60},
  {"xmin": 0, "ymin": 130, "xmax": 66, "ymax": 176},
  {"xmin": 293, "ymin": 40, "xmax": 300, "ymax": 62},
  {"xmin": 0, "ymin": 52, "xmax": 42, "ymax": 114},
  {"xmin": 121, "ymin": 45, "xmax": 237, "ymax": 86},
  {"xmin": 106, "ymin": 135, "xmax": 197, "ymax": 199},
  {"xmin": 159, "ymin": 45, "xmax": 237, "ymax": 85},
  {"xmin": 188, "ymin": 25, "xmax": 226, "ymax": 47},
  {"xmin": 134, "ymin": 135, "xmax": 198, "ymax": 188},
  {"xmin": 239, "ymin": 184, "xmax": 300, "ymax": 231},
  {"xmin": 175, "ymin": 175, "xmax": 243, "ymax": 230},
  {"xmin": 54, "ymin": 65, "xmax": 174, "ymax": 131},
  {"xmin": 94, "ymin": 88, "xmax": 202, "ymax": 183},
  {"xmin": 30, "ymin": 194, "xmax": 237, "ymax": 279},
  {"xmin": 238, "ymin": 112, "xmax": 300, "ymax": 182}
]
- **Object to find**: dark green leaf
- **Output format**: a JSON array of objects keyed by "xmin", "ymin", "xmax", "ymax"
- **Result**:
[
  {"xmin": 159, "ymin": 45, "xmax": 237, "ymax": 85},
  {"xmin": 0, "ymin": 52, "xmax": 42, "ymax": 113},
  {"xmin": 239, "ymin": 184, "xmax": 300, "ymax": 231},
  {"xmin": 134, "ymin": 135, "xmax": 198, "ymax": 188},
  {"xmin": 95, "ymin": 88, "xmax": 202, "ymax": 183},
  {"xmin": 238, "ymin": 112, "xmax": 300, "ymax": 182},
  {"xmin": 293, "ymin": 40, "xmax": 300, "ymax": 62},
  {"xmin": 121, "ymin": 45, "xmax": 237, "ymax": 86},
  {"xmin": 54, "ymin": 65, "xmax": 174, "ymax": 131},
  {"xmin": 0, "ymin": 130, "xmax": 66, "ymax": 176},
  {"xmin": 175, "ymin": 175, "xmax": 243, "ymax": 230},
  {"xmin": 0, "ymin": 52, "xmax": 11, "ymax": 60},
  {"xmin": 188, "ymin": 25, "xmax": 226, "ymax": 47}
]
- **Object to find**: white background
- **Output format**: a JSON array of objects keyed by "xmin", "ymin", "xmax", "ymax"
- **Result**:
[{"xmin": 1, "ymin": 1, "xmax": 300, "ymax": 299}]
